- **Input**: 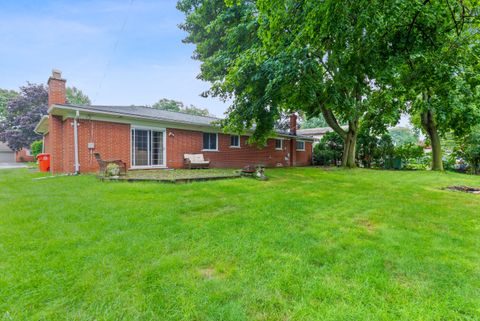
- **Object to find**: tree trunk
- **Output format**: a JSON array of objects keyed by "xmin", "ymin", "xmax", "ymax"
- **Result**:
[
  {"xmin": 421, "ymin": 108, "xmax": 443, "ymax": 171},
  {"xmin": 342, "ymin": 121, "xmax": 359, "ymax": 168},
  {"xmin": 320, "ymin": 105, "xmax": 360, "ymax": 168}
]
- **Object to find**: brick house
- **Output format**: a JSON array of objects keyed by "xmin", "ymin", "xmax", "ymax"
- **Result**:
[
  {"xmin": 15, "ymin": 148, "xmax": 34, "ymax": 163},
  {"xmin": 35, "ymin": 70, "xmax": 314, "ymax": 174}
]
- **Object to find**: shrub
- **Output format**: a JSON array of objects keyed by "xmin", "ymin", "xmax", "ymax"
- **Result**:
[
  {"xmin": 394, "ymin": 143, "xmax": 424, "ymax": 162},
  {"xmin": 455, "ymin": 129, "xmax": 480, "ymax": 174},
  {"xmin": 313, "ymin": 132, "xmax": 343, "ymax": 166},
  {"xmin": 314, "ymin": 148, "xmax": 336, "ymax": 166},
  {"xmin": 30, "ymin": 140, "xmax": 43, "ymax": 160},
  {"xmin": 106, "ymin": 163, "xmax": 121, "ymax": 177},
  {"xmin": 356, "ymin": 128, "xmax": 394, "ymax": 168}
]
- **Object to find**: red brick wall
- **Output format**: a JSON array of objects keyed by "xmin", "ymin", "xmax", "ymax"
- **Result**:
[
  {"xmin": 75, "ymin": 119, "xmax": 131, "ymax": 173},
  {"xmin": 49, "ymin": 115, "xmax": 64, "ymax": 173},
  {"xmin": 296, "ymin": 142, "xmax": 313, "ymax": 166},
  {"xmin": 47, "ymin": 119, "xmax": 311, "ymax": 173},
  {"xmin": 166, "ymin": 128, "xmax": 311, "ymax": 169},
  {"xmin": 15, "ymin": 149, "xmax": 35, "ymax": 162}
]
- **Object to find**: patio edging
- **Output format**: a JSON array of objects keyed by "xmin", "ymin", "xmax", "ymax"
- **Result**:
[{"xmin": 98, "ymin": 174, "xmax": 242, "ymax": 184}]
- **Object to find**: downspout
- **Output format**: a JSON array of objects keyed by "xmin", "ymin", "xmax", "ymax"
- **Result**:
[{"xmin": 73, "ymin": 110, "xmax": 80, "ymax": 174}]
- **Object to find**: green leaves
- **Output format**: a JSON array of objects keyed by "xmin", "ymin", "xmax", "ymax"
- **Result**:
[{"xmin": 177, "ymin": 0, "xmax": 480, "ymax": 164}]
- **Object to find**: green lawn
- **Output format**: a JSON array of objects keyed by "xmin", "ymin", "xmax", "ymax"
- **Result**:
[{"xmin": 0, "ymin": 168, "xmax": 479, "ymax": 320}]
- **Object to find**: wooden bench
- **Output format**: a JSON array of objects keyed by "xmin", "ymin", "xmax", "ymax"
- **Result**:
[
  {"xmin": 94, "ymin": 153, "xmax": 127, "ymax": 176},
  {"xmin": 184, "ymin": 154, "xmax": 210, "ymax": 169}
]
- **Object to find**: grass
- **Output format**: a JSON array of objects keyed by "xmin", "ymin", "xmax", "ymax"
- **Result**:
[{"xmin": 0, "ymin": 167, "xmax": 479, "ymax": 320}]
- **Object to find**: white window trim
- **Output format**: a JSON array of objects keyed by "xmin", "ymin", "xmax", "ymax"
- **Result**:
[
  {"xmin": 131, "ymin": 126, "xmax": 167, "ymax": 169},
  {"xmin": 230, "ymin": 135, "xmax": 241, "ymax": 148},
  {"xmin": 296, "ymin": 140, "xmax": 306, "ymax": 151},
  {"xmin": 202, "ymin": 132, "xmax": 219, "ymax": 152},
  {"xmin": 275, "ymin": 138, "xmax": 283, "ymax": 150}
]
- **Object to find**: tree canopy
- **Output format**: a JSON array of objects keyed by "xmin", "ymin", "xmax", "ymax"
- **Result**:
[
  {"xmin": 178, "ymin": 0, "xmax": 480, "ymax": 169},
  {"xmin": 66, "ymin": 87, "xmax": 91, "ymax": 105},
  {"xmin": 300, "ymin": 116, "xmax": 328, "ymax": 129},
  {"xmin": 178, "ymin": 0, "xmax": 401, "ymax": 166},
  {"xmin": 0, "ymin": 83, "xmax": 47, "ymax": 150},
  {"xmin": 0, "ymin": 84, "xmax": 93, "ymax": 150},
  {"xmin": 389, "ymin": 127, "xmax": 420, "ymax": 147},
  {"xmin": 152, "ymin": 98, "xmax": 212, "ymax": 117},
  {"xmin": 0, "ymin": 89, "xmax": 18, "ymax": 119},
  {"xmin": 385, "ymin": 0, "xmax": 480, "ymax": 170}
]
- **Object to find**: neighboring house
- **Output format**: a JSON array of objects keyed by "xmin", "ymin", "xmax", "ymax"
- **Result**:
[
  {"xmin": 0, "ymin": 142, "xmax": 15, "ymax": 163},
  {"xmin": 297, "ymin": 126, "xmax": 347, "ymax": 144},
  {"xmin": 35, "ymin": 70, "xmax": 313, "ymax": 174},
  {"xmin": 16, "ymin": 149, "xmax": 34, "ymax": 162},
  {"xmin": 0, "ymin": 143, "xmax": 34, "ymax": 163}
]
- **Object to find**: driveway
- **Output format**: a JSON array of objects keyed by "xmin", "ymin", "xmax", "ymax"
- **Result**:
[{"xmin": 0, "ymin": 163, "xmax": 28, "ymax": 170}]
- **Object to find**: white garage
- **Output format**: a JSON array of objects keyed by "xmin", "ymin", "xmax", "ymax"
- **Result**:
[{"xmin": 0, "ymin": 142, "xmax": 15, "ymax": 163}]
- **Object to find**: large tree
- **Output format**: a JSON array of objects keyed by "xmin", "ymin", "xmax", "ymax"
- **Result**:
[
  {"xmin": 387, "ymin": 0, "xmax": 480, "ymax": 170},
  {"xmin": 0, "ymin": 83, "xmax": 48, "ymax": 150},
  {"xmin": 152, "ymin": 98, "xmax": 212, "ymax": 117},
  {"xmin": 178, "ymin": 0, "xmax": 401, "ymax": 166}
]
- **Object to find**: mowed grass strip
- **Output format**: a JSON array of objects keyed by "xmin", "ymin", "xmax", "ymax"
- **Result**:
[{"xmin": 0, "ymin": 168, "xmax": 479, "ymax": 320}]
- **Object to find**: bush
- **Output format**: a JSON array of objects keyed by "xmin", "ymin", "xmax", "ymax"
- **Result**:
[
  {"xmin": 393, "ymin": 143, "xmax": 424, "ymax": 170},
  {"xmin": 313, "ymin": 132, "xmax": 343, "ymax": 166},
  {"xmin": 453, "ymin": 129, "xmax": 480, "ymax": 174},
  {"xmin": 394, "ymin": 143, "xmax": 424, "ymax": 161},
  {"xmin": 30, "ymin": 140, "xmax": 43, "ymax": 160},
  {"xmin": 314, "ymin": 148, "xmax": 337, "ymax": 166},
  {"xmin": 106, "ymin": 163, "xmax": 120, "ymax": 177},
  {"xmin": 356, "ymin": 128, "xmax": 394, "ymax": 168}
]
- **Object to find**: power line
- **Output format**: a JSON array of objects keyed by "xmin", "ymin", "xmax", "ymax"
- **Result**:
[{"xmin": 94, "ymin": 0, "xmax": 135, "ymax": 103}]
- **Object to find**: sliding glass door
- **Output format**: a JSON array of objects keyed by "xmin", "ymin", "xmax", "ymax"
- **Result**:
[{"xmin": 131, "ymin": 128, "xmax": 165, "ymax": 167}]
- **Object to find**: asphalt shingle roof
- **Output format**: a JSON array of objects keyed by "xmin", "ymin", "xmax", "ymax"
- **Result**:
[
  {"xmin": 56, "ymin": 104, "xmax": 220, "ymax": 126},
  {"xmin": 51, "ymin": 104, "xmax": 314, "ymax": 140}
]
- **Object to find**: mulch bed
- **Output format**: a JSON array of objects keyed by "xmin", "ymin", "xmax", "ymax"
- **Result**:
[{"xmin": 444, "ymin": 185, "xmax": 480, "ymax": 194}]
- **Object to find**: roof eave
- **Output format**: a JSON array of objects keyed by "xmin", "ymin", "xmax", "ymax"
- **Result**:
[{"xmin": 34, "ymin": 115, "xmax": 49, "ymax": 134}]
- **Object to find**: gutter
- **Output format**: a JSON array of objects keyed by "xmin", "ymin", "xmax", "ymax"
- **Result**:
[{"xmin": 73, "ymin": 110, "xmax": 80, "ymax": 174}]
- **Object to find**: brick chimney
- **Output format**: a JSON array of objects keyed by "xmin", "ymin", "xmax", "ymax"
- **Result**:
[
  {"xmin": 289, "ymin": 113, "xmax": 297, "ymax": 135},
  {"xmin": 48, "ymin": 69, "xmax": 66, "ymax": 107}
]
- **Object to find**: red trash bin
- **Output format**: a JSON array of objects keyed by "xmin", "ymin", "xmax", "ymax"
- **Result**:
[{"xmin": 37, "ymin": 153, "xmax": 51, "ymax": 172}]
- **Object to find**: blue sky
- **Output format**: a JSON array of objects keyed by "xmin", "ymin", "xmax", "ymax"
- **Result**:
[{"xmin": 0, "ymin": 0, "xmax": 229, "ymax": 117}]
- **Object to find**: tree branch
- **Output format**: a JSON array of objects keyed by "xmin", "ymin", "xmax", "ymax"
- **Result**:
[
  {"xmin": 446, "ymin": 0, "xmax": 460, "ymax": 35},
  {"xmin": 320, "ymin": 105, "xmax": 347, "ymax": 139}
]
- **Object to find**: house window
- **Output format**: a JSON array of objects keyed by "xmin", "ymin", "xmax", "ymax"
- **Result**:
[
  {"xmin": 203, "ymin": 133, "xmax": 218, "ymax": 151},
  {"xmin": 296, "ymin": 140, "xmax": 305, "ymax": 151},
  {"xmin": 131, "ymin": 128, "xmax": 165, "ymax": 167},
  {"xmin": 275, "ymin": 139, "xmax": 283, "ymax": 150},
  {"xmin": 230, "ymin": 135, "xmax": 240, "ymax": 148}
]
